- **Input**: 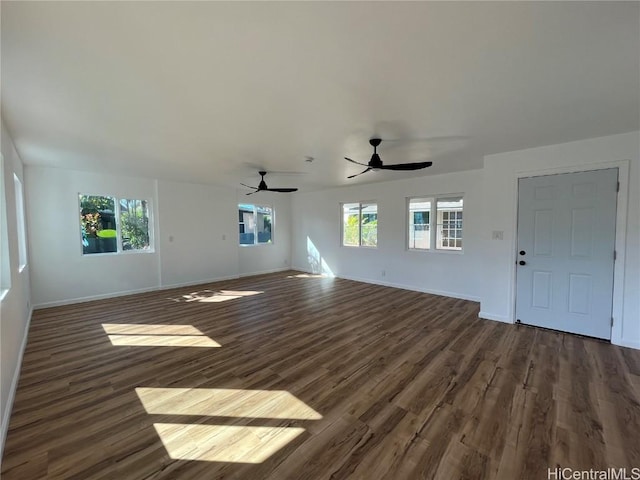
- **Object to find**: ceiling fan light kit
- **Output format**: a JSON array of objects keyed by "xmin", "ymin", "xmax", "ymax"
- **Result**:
[{"xmin": 345, "ymin": 138, "xmax": 433, "ymax": 179}]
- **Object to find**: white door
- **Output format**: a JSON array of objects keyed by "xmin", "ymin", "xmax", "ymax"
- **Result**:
[{"xmin": 515, "ymin": 169, "xmax": 618, "ymax": 340}]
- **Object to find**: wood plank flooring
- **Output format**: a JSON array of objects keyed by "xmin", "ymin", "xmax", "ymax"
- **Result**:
[{"xmin": 2, "ymin": 271, "xmax": 639, "ymax": 479}]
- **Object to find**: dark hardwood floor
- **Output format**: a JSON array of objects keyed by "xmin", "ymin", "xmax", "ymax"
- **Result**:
[{"xmin": 2, "ymin": 271, "xmax": 639, "ymax": 479}]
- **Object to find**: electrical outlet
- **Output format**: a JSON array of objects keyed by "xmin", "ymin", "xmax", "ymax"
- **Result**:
[
  {"xmin": 381, "ymin": 270, "xmax": 386, "ymax": 277},
  {"xmin": 492, "ymin": 230, "xmax": 504, "ymax": 240}
]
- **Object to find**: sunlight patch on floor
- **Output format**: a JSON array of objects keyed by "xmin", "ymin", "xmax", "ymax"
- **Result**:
[
  {"xmin": 153, "ymin": 423, "xmax": 305, "ymax": 463},
  {"xmin": 102, "ymin": 324, "xmax": 204, "ymax": 335},
  {"xmin": 168, "ymin": 289, "xmax": 263, "ymax": 303},
  {"xmin": 135, "ymin": 388, "xmax": 322, "ymax": 420},
  {"xmin": 107, "ymin": 334, "xmax": 220, "ymax": 347},
  {"xmin": 102, "ymin": 324, "xmax": 221, "ymax": 347}
]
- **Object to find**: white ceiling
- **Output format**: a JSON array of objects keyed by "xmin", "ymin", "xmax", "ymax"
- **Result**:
[{"xmin": 2, "ymin": 1, "xmax": 638, "ymax": 191}]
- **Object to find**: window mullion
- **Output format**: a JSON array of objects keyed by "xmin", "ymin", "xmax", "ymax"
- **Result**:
[
  {"xmin": 430, "ymin": 199, "xmax": 436, "ymax": 249},
  {"xmin": 358, "ymin": 203, "xmax": 363, "ymax": 246},
  {"xmin": 115, "ymin": 198, "xmax": 122, "ymax": 253},
  {"xmin": 254, "ymin": 206, "xmax": 258, "ymax": 245}
]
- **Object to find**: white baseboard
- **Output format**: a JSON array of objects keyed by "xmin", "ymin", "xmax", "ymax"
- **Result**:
[
  {"xmin": 0, "ymin": 305, "xmax": 33, "ymax": 463},
  {"xmin": 159, "ymin": 274, "xmax": 241, "ymax": 291},
  {"xmin": 614, "ymin": 339, "xmax": 640, "ymax": 350},
  {"xmin": 238, "ymin": 267, "xmax": 289, "ymax": 278},
  {"xmin": 290, "ymin": 265, "xmax": 317, "ymax": 275},
  {"xmin": 336, "ymin": 273, "xmax": 481, "ymax": 302},
  {"xmin": 33, "ymin": 286, "xmax": 162, "ymax": 309},
  {"xmin": 32, "ymin": 270, "xmax": 296, "ymax": 310},
  {"xmin": 478, "ymin": 311, "xmax": 513, "ymax": 324},
  {"xmin": 291, "ymin": 266, "xmax": 480, "ymax": 302}
]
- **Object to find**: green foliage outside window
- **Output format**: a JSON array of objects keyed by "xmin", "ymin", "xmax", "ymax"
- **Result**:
[
  {"xmin": 361, "ymin": 217, "xmax": 377, "ymax": 246},
  {"xmin": 80, "ymin": 194, "xmax": 150, "ymax": 253},
  {"xmin": 343, "ymin": 207, "xmax": 377, "ymax": 247},
  {"xmin": 120, "ymin": 199, "xmax": 150, "ymax": 250},
  {"xmin": 343, "ymin": 214, "xmax": 360, "ymax": 246}
]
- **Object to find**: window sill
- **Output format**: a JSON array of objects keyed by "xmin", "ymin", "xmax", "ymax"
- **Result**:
[
  {"xmin": 407, "ymin": 248, "xmax": 464, "ymax": 255},
  {"xmin": 81, "ymin": 249, "xmax": 156, "ymax": 257},
  {"xmin": 239, "ymin": 243, "xmax": 274, "ymax": 247}
]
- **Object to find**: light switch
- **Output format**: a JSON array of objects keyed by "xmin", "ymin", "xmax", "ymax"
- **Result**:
[{"xmin": 492, "ymin": 230, "xmax": 504, "ymax": 240}]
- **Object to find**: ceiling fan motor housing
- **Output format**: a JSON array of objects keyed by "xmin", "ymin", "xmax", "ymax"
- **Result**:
[
  {"xmin": 369, "ymin": 153, "xmax": 383, "ymax": 168},
  {"xmin": 369, "ymin": 139, "xmax": 383, "ymax": 168}
]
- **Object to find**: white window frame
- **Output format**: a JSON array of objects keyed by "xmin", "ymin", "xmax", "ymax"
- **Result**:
[
  {"xmin": 341, "ymin": 201, "xmax": 378, "ymax": 248},
  {"xmin": 238, "ymin": 203, "xmax": 274, "ymax": 247},
  {"xmin": 407, "ymin": 194, "xmax": 464, "ymax": 252},
  {"xmin": 1, "ymin": 154, "xmax": 11, "ymax": 299},
  {"xmin": 14, "ymin": 174, "xmax": 28, "ymax": 271},
  {"xmin": 79, "ymin": 193, "xmax": 154, "ymax": 256}
]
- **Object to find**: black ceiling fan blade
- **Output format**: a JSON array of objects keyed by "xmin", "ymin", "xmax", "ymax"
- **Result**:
[
  {"xmin": 347, "ymin": 167, "xmax": 372, "ymax": 179},
  {"xmin": 345, "ymin": 157, "xmax": 369, "ymax": 167},
  {"xmin": 244, "ymin": 171, "xmax": 298, "ymax": 193},
  {"xmin": 379, "ymin": 161, "xmax": 433, "ymax": 171}
]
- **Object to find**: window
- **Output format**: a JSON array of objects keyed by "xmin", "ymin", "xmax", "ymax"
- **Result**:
[
  {"xmin": 14, "ymin": 174, "xmax": 27, "ymax": 270},
  {"xmin": 408, "ymin": 198, "xmax": 431, "ymax": 249},
  {"xmin": 437, "ymin": 198, "xmax": 463, "ymax": 250},
  {"xmin": 120, "ymin": 198, "xmax": 151, "ymax": 251},
  {"xmin": 408, "ymin": 195, "xmax": 463, "ymax": 251},
  {"xmin": 80, "ymin": 194, "xmax": 152, "ymax": 255},
  {"xmin": 342, "ymin": 202, "xmax": 378, "ymax": 247},
  {"xmin": 238, "ymin": 204, "xmax": 273, "ymax": 245},
  {"xmin": 1, "ymin": 155, "xmax": 10, "ymax": 295}
]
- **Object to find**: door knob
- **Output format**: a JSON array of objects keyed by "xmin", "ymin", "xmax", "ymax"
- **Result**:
[
  {"xmin": 519, "ymin": 250, "xmax": 526, "ymax": 256},
  {"xmin": 519, "ymin": 260, "xmax": 526, "ymax": 266}
]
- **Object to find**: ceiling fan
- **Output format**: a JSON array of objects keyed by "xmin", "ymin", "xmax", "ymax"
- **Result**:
[
  {"xmin": 241, "ymin": 171, "xmax": 298, "ymax": 195},
  {"xmin": 345, "ymin": 138, "xmax": 433, "ymax": 179}
]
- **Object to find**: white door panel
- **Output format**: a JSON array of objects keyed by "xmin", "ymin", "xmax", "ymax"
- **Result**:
[{"xmin": 516, "ymin": 169, "xmax": 617, "ymax": 340}]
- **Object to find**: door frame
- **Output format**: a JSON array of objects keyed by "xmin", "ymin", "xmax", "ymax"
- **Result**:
[{"xmin": 511, "ymin": 159, "xmax": 630, "ymax": 345}]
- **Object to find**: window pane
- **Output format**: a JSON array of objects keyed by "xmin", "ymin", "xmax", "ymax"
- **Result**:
[
  {"xmin": 1, "ymin": 157, "xmax": 10, "ymax": 292},
  {"xmin": 256, "ymin": 206, "xmax": 272, "ymax": 244},
  {"xmin": 238, "ymin": 204, "xmax": 273, "ymax": 246},
  {"xmin": 80, "ymin": 195, "xmax": 117, "ymax": 254},
  {"xmin": 120, "ymin": 199, "xmax": 151, "ymax": 251},
  {"xmin": 238, "ymin": 204, "xmax": 256, "ymax": 245},
  {"xmin": 361, "ymin": 203, "xmax": 377, "ymax": 247},
  {"xmin": 408, "ymin": 198, "xmax": 431, "ymax": 250},
  {"xmin": 14, "ymin": 175, "xmax": 27, "ymax": 269},
  {"xmin": 436, "ymin": 197, "xmax": 463, "ymax": 250},
  {"xmin": 342, "ymin": 203, "xmax": 360, "ymax": 246}
]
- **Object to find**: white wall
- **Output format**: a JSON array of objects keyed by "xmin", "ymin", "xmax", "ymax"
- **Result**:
[
  {"xmin": 291, "ymin": 132, "xmax": 639, "ymax": 349},
  {"xmin": 291, "ymin": 169, "xmax": 484, "ymax": 301},
  {"xmin": 238, "ymin": 192, "xmax": 292, "ymax": 277},
  {"xmin": 0, "ymin": 119, "xmax": 32, "ymax": 459},
  {"xmin": 24, "ymin": 167, "xmax": 293, "ymax": 307},
  {"xmin": 480, "ymin": 131, "xmax": 640, "ymax": 349},
  {"xmin": 157, "ymin": 180, "xmax": 239, "ymax": 287},
  {"xmin": 26, "ymin": 168, "xmax": 161, "ymax": 306}
]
